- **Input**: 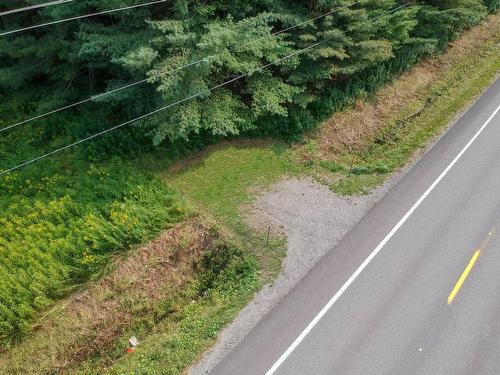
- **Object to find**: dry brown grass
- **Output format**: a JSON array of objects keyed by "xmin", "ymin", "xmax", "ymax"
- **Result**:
[
  {"xmin": 315, "ymin": 14, "xmax": 500, "ymax": 157},
  {"xmin": 0, "ymin": 219, "xmax": 214, "ymax": 374}
]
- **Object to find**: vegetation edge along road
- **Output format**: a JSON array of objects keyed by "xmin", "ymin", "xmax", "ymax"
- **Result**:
[
  {"xmin": 1, "ymin": 12, "xmax": 498, "ymax": 375},
  {"xmin": 1, "ymin": 1, "xmax": 496, "ymax": 347}
]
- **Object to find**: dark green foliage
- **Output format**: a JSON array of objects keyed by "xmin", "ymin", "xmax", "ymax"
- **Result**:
[
  {"xmin": 414, "ymin": 0, "xmax": 489, "ymax": 50},
  {"xmin": 0, "ymin": 0, "xmax": 492, "ymax": 153},
  {"xmin": 198, "ymin": 238, "xmax": 259, "ymax": 296},
  {"xmin": 482, "ymin": 0, "xmax": 499, "ymax": 11}
]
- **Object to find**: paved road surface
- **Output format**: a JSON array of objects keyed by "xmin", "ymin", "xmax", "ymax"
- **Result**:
[{"xmin": 211, "ymin": 78, "xmax": 500, "ymax": 375}]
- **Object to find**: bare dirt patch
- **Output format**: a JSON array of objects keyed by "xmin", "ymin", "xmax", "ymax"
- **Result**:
[{"xmin": 1, "ymin": 219, "xmax": 213, "ymax": 374}]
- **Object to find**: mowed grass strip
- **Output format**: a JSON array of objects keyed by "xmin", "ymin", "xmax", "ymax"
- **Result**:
[{"xmin": 168, "ymin": 142, "xmax": 292, "ymax": 229}]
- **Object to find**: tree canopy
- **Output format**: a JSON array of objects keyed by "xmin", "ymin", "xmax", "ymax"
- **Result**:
[{"xmin": 0, "ymin": 0, "xmax": 492, "ymax": 150}]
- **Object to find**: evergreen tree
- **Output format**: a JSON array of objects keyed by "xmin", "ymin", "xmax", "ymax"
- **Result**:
[{"xmin": 0, "ymin": 0, "xmax": 494, "ymax": 145}]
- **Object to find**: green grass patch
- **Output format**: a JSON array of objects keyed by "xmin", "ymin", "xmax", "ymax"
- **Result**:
[
  {"xmin": 169, "ymin": 144, "xmax": 292, "ymax": 229},
  {"xmin": 330, "ymin": 174, "xmax": 386, "ymax": 196},
  {"xmin": 168, "ymin": 143, "xmax": 293, "ymax": 276}
]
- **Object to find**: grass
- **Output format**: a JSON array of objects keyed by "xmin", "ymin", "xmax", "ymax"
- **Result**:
[
  {"xmin": 330, "ymin": 174, "xmax": 386, "ymax": 195},
  {"xmin": 169, "ymin": 143, "xmax": 291, "ymax": 230},
  {"xmin": 303, "ymin": 14, "xmax": 500, "ymax": 195},
  {"xmin": 168, "ymin": 142, "xmax": 294, "ymax": 277}
]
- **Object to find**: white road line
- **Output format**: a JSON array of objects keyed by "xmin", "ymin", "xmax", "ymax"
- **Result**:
[{"xmin": 265, "ymin": 102, "xmax": 500, "ymax": 375}]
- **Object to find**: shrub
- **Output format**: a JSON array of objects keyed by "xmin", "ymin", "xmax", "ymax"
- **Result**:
[{"xmin": 0, "ymin": 158, "xmax": 187, "ymax": 346}]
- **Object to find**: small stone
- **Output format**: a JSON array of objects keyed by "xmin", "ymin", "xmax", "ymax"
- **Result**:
[{"xmin": 129, "ymin": 336, "xmax": 139, "ymax": 348}]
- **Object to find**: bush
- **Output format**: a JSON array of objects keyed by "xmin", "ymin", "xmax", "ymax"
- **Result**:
[{"xmin": 0, "ymin": 158, "xmax": 187, "ymax": 346}]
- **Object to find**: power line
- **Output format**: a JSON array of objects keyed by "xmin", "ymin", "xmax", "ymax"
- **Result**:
[
  {"xmin": 0, "ymin": 0, "xmax": 168, "ymax": 37},
  {"xmin": 0, "ymin": 2, "xmax": 413, "ymax": 177},
  {"xmin": 0, "ymin": 1, "xmax": 74, "ymax": 17},
  {"xmin": 0, "ymin": 0, "xmax": 364, "ymax": 133}
]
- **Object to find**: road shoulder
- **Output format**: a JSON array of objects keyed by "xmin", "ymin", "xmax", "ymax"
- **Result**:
[{"xmin": 191, "ymin": 15, "xmax": 500, "ymax": 374}]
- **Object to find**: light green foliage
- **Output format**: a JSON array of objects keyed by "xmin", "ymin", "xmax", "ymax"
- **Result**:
[
  {"xmin": 0, "ymin": 158, "xmax": 187, "ymax": 346},
  {"xmin": 202, "ymin": 90, "xmax": 247, "ymax": 135},
  {"xmin": 247, "ymin": 76, "xmax": 302, "ymax": 117},
  {"xmin": 117, "ymin": 47, "xmax": 159, "ymax": 72}
]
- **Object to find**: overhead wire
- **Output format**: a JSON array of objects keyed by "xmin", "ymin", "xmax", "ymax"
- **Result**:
[
  {"xmin": 0, "ymin": 0, "xmax": 73, "ymax": 17},
  {"xmin": 0, "ymin": 0, "xmax": 168, "ymax": 36},
  {"xmin": 0, "ymin": 2, "xmax": 414, "ymax": 177},
  {"xmin": 0, "ymin": 0, "xmax": 364, "ymax": 133}
]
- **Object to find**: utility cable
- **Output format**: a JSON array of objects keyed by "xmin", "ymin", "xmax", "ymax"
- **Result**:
[
  {"xmin": 0, "ymin": 0, "xmax": 73, "ymax": 17},
  {"xmin": 1, "ymin": 0, "xmax": 168, "ymax": 36},
  {"xmin": 0, "ymin": 0, "xmax": 364, "ymax": 133},
  {"xmin": 0, "ymin": 2, "xmax": 413, "ymax": 177}
]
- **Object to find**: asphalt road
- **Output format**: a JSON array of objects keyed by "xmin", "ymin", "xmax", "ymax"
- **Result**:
[{"xmin": 211, "ymin": 78, "xmax": 500, "ymax": 375}]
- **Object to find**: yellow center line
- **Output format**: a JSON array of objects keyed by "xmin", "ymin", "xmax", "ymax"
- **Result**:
[{"xmin": 447, "ymin": 250, "xmax": 481, "ymax": 305}]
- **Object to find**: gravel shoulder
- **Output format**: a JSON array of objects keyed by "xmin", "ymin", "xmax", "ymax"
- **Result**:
[
  {"xmin": 190, "ymin": 175, "xmax": 396, "ymax": 375},
  {"xmin": 190, "ymin": 74, "xmax": 497, "ymax": 374}
]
